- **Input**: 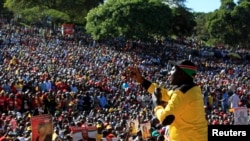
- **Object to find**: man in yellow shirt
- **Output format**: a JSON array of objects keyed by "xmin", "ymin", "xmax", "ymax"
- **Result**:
[
  {"xmin": 96, "ymin": 124, "xmax": 103, "ymax": 141},
  {"xmin": 127, "ymin": 60, "xmax": 208, "ymax": 141}
]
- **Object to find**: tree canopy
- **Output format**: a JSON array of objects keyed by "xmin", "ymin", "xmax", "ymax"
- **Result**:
[
  {"xmin": 204, "ymin": 0, "xmax": 250, "ymax": 47},
  {"xmin": 85, "ymin": 0, "xmax": 195, "ymax": 41},
  {"xmin": 4, "ymin": 0, "xmax": 104, "ymax": 25}
]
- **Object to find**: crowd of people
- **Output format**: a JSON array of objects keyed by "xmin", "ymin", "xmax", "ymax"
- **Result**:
[{"xmin": 0, "ymin": 19, "xmax": 250, "ymax": 141}]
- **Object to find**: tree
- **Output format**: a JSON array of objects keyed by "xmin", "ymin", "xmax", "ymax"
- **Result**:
[
  {"xmin": 0, "ymin": 0, "xmax": 13, "ymax": 19},
  {"xmin": 161, "ymin": 0, "xmax": 187, "ymax": 7},
  {"xmin": 4, "ymin": 0, "xmax": 104, "ymax": 25},
  {"xmin": 206, "ymin": 0, "xmax": 236, "ymax": 46},
  {"xmin": 170, "ymin": 6, "xmax": 196, "ymax": 37},
  {"xmin": 205, "ymin": 0, "xmax": 250, "ymax": 47},
  {"xmin": 193, "ymin": 12, "xmax": 210, "ymax": 42},
  {"xmin": 86, "ymin": 0, "xmax": 173, "ymax": 41},
  {"xmin": 231, "ymin": 0, "xmax": 250, "ymax": 47}
]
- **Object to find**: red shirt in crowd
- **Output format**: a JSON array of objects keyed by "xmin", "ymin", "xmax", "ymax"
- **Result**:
[
  {"xmin": 14, "ymin": 94, "xmax": 23, "ymax": 111},
  {"xmin": 0, "ymin": 95, "xmax": 6, "ymax": 111},
  {"xmin": 5, "ymin": 97, "xmax": 15, "ymax": 111}
]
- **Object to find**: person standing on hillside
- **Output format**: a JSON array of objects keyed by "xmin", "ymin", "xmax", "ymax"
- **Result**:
[{"xmin": 126, "ymin": 60, "xmax": 208, "ymax": 141}]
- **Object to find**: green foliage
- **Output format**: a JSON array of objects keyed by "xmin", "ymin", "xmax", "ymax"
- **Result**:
[
  {"xmin": 4, "ymin": 0, "xmax": 103, "ymax": 25},
  {"xmin": 193, "ymin": 13, "xmax": 209, "ymax": 41},
  {"xmin": 86, "ymin": 0, "xmax": 174, "ymax": 41},
  {"xmin": 204, "ymin": 0, "xmax": 250, "ymax": 47},
  {"xmin": 20, "ymin": 7, "xmax": 43, "ymax": 23},
  {"xmin": 44, "ymin": 9, "xmax": 70, "ymax": 22},
  {"xmin": 0, "ymin": 0, "xmax": 13, "ymax": 18},
  {"xmin": 161, "ymin": 0, "xmax": 187, "ymax": 7},
  {"xmin": 171, "ymin": 6, "xmax": 196, "ymax": 37},
  {"xmin": 230, "ymin": 0, "xmax": 250, "ymax": 47}
]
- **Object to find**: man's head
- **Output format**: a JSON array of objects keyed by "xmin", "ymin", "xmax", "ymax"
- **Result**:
[{"xmin": 169, "ymin": 60, "xmax": 197, "ymax": 85}]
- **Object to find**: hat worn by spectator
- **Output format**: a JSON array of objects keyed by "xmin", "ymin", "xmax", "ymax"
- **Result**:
[
  {"xmin": 151, "ymin": 130, "xmax": 160, "ymax": 137},
  {"xmin": 106, "ymin": 125, "xmax": 112, "ymax": 130},
  {"xmin": 169, "ymin": 60, "xmax": 197, "ymax": 78},
  {"xmin": 96, "ymin": 124, "xmax": 102, "ymax": 128}
]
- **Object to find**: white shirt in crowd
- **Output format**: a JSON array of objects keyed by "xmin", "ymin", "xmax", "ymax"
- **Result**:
[{"xmin": 228, "ymin": 93, "xmax": 240, "ymax": 108}]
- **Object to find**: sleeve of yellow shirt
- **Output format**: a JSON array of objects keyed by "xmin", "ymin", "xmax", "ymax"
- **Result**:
[
  {"xmin": 154, "ymin": 90, "xmax": 188, "ymax": 124},
  {"xmin": 147, "ymin": 82, "xmax": 171, "ymax": 102}
]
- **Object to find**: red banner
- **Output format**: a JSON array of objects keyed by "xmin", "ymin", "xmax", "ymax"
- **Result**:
[{"xmin": 61, "ymin": 23, "xmax": 74, "ymax": 36}]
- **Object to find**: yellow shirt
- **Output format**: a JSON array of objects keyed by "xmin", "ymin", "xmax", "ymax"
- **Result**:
[
  {"xmin": 148, "ymin": 83, "xmax": 208, "ymax": 141},
  {"xmin": 142, "ymin": 130, "xmax": 150, "ymax": 139},
  {"xmin": 96, "ymin": 134, "xmax": 102, "ymax": 141},
  {"xmin": 130, "ymin": 126, "xmax": 137, "ymax": 135},
  {"xmin": 15, "ymin": 83, "xmax": 23, "ymax": 89},
  {"xmin": 208, "ymin": 95, "xmax": 213, "ymax": 107}
]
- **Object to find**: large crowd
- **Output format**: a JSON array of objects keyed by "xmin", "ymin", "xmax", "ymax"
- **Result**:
[{"xmin": 0, "ymin": 19, "xmax": 250, "ymax": 141}]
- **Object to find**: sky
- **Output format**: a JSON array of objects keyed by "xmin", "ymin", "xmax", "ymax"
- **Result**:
[
  {"xmin": 185, "ymin": 0, "xmax": 221, "ymax": 13},
  {"xmin": 185, "ymin": 0, "xmax": 238, "ymax": 13}
]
